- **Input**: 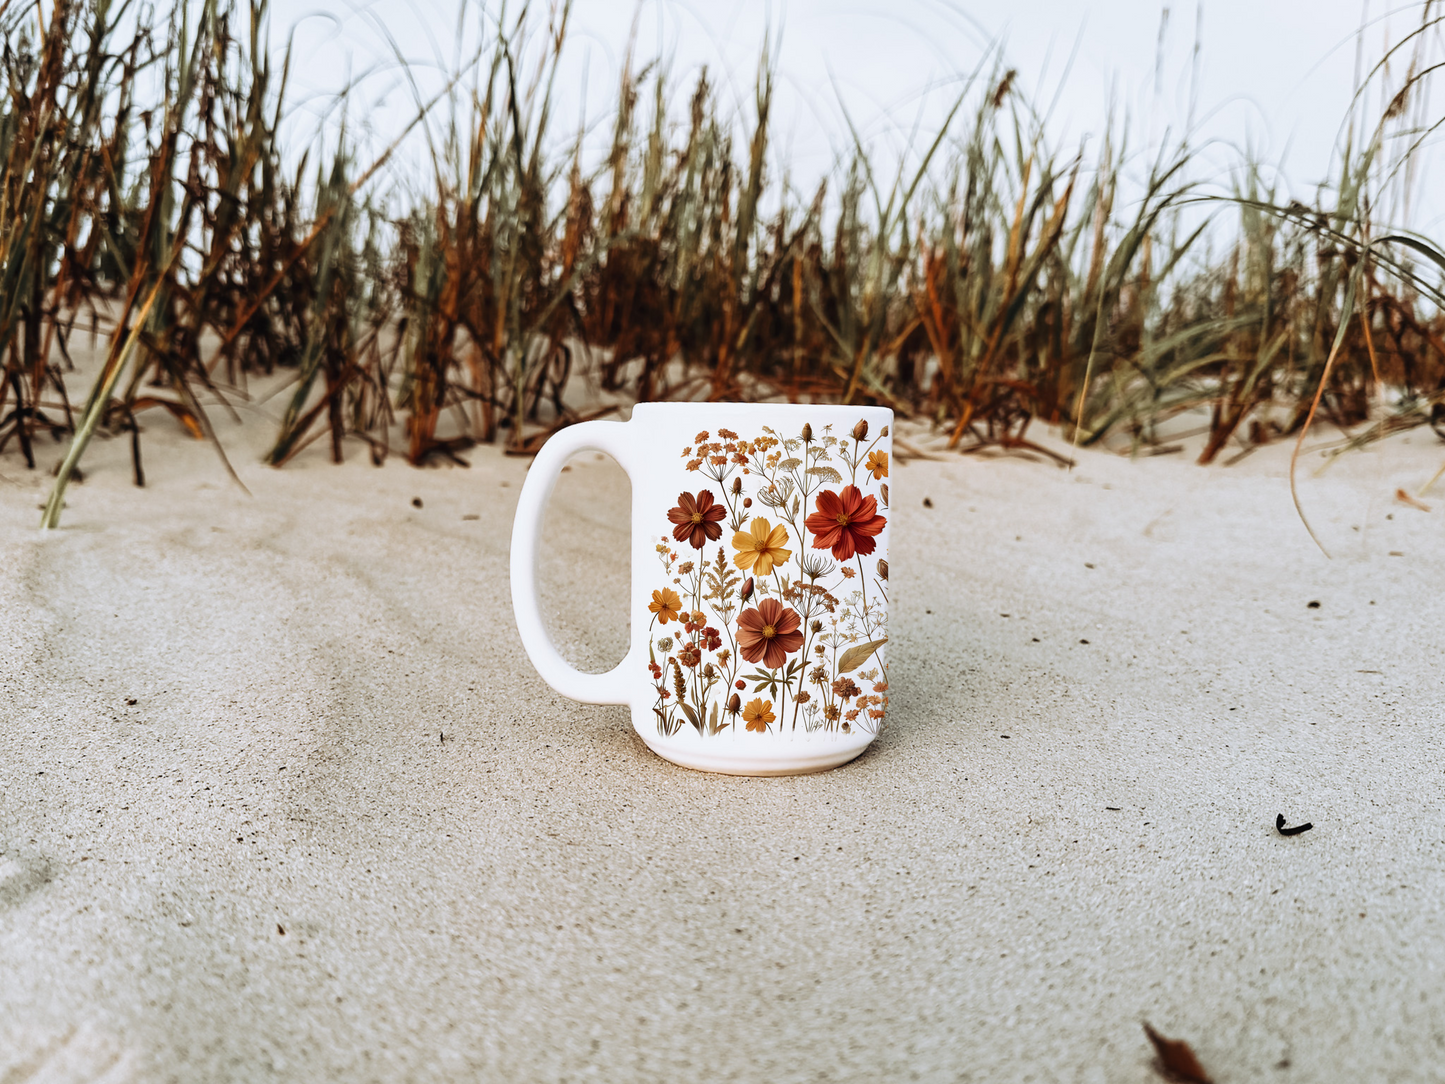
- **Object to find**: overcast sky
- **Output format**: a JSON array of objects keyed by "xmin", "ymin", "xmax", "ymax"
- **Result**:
[{"xmin": 283, "ymin": 0, "xmax": 1441, "ymax": 228}]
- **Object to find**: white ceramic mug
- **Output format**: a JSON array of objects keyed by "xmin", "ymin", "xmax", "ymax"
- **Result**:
[{"xmin": 510, "ymin": 403, "xmax": 892, "ymax": 775}]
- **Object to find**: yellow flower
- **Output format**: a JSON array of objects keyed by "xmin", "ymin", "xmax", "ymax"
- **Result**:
[
  {"xmin": 865, "ymin": 449, "xmax": 889, "ymax": 479},
  {"xmin": 743, "ymin": 698, "xmax": 775, "ymax": 733},
  {"xmin": 732, "ymin": 517, "xmax": 792, "ymax": 576},
  {"xmin": 649, "ymin": 588, "xmax": 682, "ymax": 624}
]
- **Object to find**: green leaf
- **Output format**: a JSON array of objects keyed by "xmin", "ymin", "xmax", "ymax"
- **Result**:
[
  {"xmin": 838, "ymin": 638, "xmax": 887, "ymax": 673},
  {"xmin": 743, "ymin": 667, "xmax": 781, "ymax": 695}
]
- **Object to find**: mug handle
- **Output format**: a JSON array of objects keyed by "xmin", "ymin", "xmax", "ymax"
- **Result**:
[{"xmin": 510, "ymin": 419, "xmax": 635, "ymax": 705}]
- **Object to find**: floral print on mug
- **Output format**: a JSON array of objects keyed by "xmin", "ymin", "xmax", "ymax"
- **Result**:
[{"xmin": 646, "ymin": 420, "xmax": 889, "ymax": 739}]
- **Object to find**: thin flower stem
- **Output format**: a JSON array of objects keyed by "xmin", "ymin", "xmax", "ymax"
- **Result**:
[
  {"xmin": 777, "ymin": 661, "xmax": 788, "ymax": 722},
  {"xmin": 791, "ymin": 622, "xmax": 815, "ymax": 731}
]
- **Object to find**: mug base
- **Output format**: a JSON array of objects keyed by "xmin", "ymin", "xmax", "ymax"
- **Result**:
[{"xmin": 639, "ymin": 736, "xmax": 872, "ymax": 777}]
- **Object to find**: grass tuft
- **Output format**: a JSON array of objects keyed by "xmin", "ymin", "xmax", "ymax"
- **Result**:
[{"xmin": 1, "ymin": 1, "xmax": 1443, "ymax": 527}]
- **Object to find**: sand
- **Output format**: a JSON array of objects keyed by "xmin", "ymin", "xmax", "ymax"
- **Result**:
[{"xmin": 2, "ymin": 403, "xmax": 1443, "ymax": 1082}]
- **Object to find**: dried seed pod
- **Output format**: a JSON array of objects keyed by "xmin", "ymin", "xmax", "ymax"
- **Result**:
[
  {"xmin": 852, "ymin": 419, "xmax": 869, "ymax": 441},
  {"xmin": 880, "ymin": 424, "xmax": 889, "ymax": 437},
  {"xmin": 732, "ymin": 476, "xmax": 743, "ymax": 494},
  {"xmin": 801, "ymin": 423, "xmax": 813, "ymax": 442},
  {"xmin": 810, "ymin": 619, "xmax": 823, "ymax": 633},
  {"xmin": 727, "ymin": 693, "xmax": 741, "ymax": 714},
  {"xmin": 742, "ymin": 497, "xmax": 752, "ymax": 508},
  {"xmin": 877, "ymin": 559, "xmax": 888, "ymax": 581},
  {"xmin": 740, "ymin": 577, "xmax": 754, "ymax": 602}
]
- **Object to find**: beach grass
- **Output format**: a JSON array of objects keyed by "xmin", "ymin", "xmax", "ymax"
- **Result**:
[{"xmin": 3, "ymin": 0, "xmax": 1444, "ymax": 527}]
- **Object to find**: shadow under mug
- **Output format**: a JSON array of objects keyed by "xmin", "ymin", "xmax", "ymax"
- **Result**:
[{"xmin": 511, "ymin": 402, "xmax": 892, "ymax": 776}]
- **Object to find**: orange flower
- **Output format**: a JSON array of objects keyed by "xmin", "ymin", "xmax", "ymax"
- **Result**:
[
  {"xmin": 731, "ymin": 516, "xmax": 792, "ymax": 576},
  {"xmin": 743, "ymin": 698, "xmax": 775, "ymax": 733},
  {"xmin": 736, "ymin": 598, "xmax": 804, "ymax": 669},
  {"xmin": 864, "ymin": 449, "xmax": 889, "ymax": 479},
  {"xmin": 805, "ymin": 485, "xmax": 886, "ymax": 560},
  {"xmin": 667, "ymin": 490, "xmax": 726, "ymax": 549},
  {"xmin": 649, "ymin": 588, "xmax": 682, "ymax": 624}
]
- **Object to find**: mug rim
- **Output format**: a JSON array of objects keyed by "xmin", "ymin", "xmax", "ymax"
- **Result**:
[{"xmin": 630, "ymin": 401, "xmax": 892, "ymax": 415}]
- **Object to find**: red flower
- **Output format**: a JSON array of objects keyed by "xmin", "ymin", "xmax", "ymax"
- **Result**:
[
  {"xmin": 667, "ymin": 490, "xmax": 726, "ymax": 549},
  {"xmin": 736, "ymin": 598, "xmax": 804, "ymax": 669},
  {"xmin": 701, "ymin": 627, "xmax": 722, "ymax": 652},
  {"xmin": 805, "ymin": 485, "xmax": 886, "ymax": 560}
]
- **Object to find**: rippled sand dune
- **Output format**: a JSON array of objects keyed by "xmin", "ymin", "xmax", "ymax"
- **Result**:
[{"xmin": 2, "ymin": 411, "xmax": 1442, "ymax": 1082}]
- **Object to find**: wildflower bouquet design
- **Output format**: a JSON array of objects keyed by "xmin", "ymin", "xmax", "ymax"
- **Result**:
[{"xmin": 646, "ymin": 419, "xmax": 889, "ymax": 739}]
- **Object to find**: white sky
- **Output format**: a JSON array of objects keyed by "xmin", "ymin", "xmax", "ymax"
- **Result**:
[{"xmin": 282, "ymin": 0, "xmax": 1443, "ymax": 229}]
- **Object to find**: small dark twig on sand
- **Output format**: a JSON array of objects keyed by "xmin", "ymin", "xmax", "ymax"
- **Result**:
[{"xmin": 1276, "ymin": 814, "xmax": 1313, "ymax": 836}]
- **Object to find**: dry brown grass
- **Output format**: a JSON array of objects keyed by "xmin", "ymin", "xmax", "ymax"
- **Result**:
[{"xmin": 2, "ymin": 0, "xmax": 1443, "ymax": 527}]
